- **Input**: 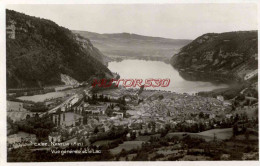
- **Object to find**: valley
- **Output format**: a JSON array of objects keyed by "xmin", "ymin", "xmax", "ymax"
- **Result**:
[
  {"xmin": 6, "ymin": 8, "xmax": 258, "ymax": 162},
  {"xmin": 73, "ymin": 31, "xmax": 191, "ymax": 63}
]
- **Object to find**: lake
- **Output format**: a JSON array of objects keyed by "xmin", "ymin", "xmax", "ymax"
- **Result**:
[
  {"xmin": 108, "ymin": 60, "xmax": 229, "ymax": 94},
  {"xmin": 17, "ymin": 91, "xmax": 67, "ymax": 102}
]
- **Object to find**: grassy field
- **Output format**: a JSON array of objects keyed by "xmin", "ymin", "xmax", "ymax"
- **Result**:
[
  {"xmin": 110, "ymin": 141, "xmax": 144, "ymax": 155},
  {"xmin": 7, "ymin": 111, "xmax": 33, "ymax": 122},
  {"xmin": 167, "ymin": 128, "xmax": 233, "ymax": 142},
  {"xmin": 93, "ymin": 140, "xmax": 115, "ymax": 146},
  {"xmin": 233, "ymin": 108, "xmax": 257, "ymax": 119},
  {"xmin": 135, "ymin": 134, "xmax": 160, "ymax": 142},
  {"xmin": 235, "ymin": 134, "xmax": 258, "ymax": 141},
  {"xmin": 196, "ymin": 128, "xmax": 233, "ymax": 141},
  {"xmin": 179, "ymin": 155, "xmax": 211, "ymax": 161},
  {"xmin": 7, "ymin": 101, "xmax": 27, "ymax": 112}
]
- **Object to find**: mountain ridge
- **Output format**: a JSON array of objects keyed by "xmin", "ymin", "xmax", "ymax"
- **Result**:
[
  {"xmin": 73, "ymin": 30, "xmax": 192, "ymax": 62},
  {"xmin": 73, "ymin": 30, "xmax": 192, "ymax": 41}
]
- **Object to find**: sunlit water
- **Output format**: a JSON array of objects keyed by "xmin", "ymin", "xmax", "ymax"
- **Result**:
[
  {"xmin": 17, "ymin": 91, "xmax": 67, "ymax": 102},
  {"xmin": 108, "ymin": 60, "xmax": 229, "ymax": 94}
]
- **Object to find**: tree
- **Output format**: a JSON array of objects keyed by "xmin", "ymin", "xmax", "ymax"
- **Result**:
[
  {"xmin": 99, "ymin": 94, "xmax": 104, "ymax": 101},
  {"xmin": 133, "ymin": 152, "xmax": 148, "ymax": 161},
  {"xmin": 213, "ymin": 133, "xmax": 217, "ymax": 142},
  {"xmin": 234, "ymin": 114, "xmax": 239, "ymax": 122},
  {"xmin": 130, "ymin": 132, "xmax": 136, "ymax": 140},
  {"xmin": 158, "ymin": 95, "xmax": 164, "ymax": 100},
  {"xmin": 244, "ymin": 130, "xmax": 250, "ymax": 140},
  {"xmin": 35, "ymin": 113, "xmax": 39, "ymax": 119},
  {"xmin": 83, "ymin": 116, "xmax": 88, "ymax": 125},
  {"xmin": 199, "ymin": 112, "xmax": 204, "ymax": 119},
  {"xmin": 61, "ymin": 130, "xmax": 70, "ymax": 140},
  {"xmin": 199, "ymin": 122, "xmax": 205, "ymax": 132},
  {"xmin": 233, "ymin": 124, "xmax": 238, "ymax": 137},
  {"xmin": 120, "ymin": 97, "xmax": 126, "ymax": 105},
  {"xmin": 151, "ymin": 122, "xmax": 156, "ymax": 133},
  {"xmin": 160, "ymin": 128, "xmax": 169, "ymax": 138},
  {"xmin": 148, "ymin": 123, "xmax": 151, "ymax": 129},
  {"xmin": 26, "ymin": 114, "xmax": 31, "ymax": 120},
  {"xmin": 167, "ymin": 110, "xmax": 171, "ymax": 116},
  {"xmin": 94, "ymin": 126, "xmax": 99, "ymax": 134}
]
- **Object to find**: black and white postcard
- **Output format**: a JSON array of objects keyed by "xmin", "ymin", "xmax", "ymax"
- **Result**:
[{"xmin": 0, "ymin": 0, "xmax": 259, "ymax": 165}]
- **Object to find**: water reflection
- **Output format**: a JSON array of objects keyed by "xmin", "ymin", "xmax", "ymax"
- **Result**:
[{"xmin": 108, "ymin": 59, "xmax": 230, "ymax": 94}]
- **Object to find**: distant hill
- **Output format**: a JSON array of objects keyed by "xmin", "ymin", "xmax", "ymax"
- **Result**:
[
  {"xmin": 6, "ymin": 10, "xmax": 112, "ymax": 89},
  {"xmin": 171, "ymin": 31, "xmax": 258, "ymax": 81},
  {"xmin": 73, "ymin": 31, "xmax": 191, "ymax": 62}
]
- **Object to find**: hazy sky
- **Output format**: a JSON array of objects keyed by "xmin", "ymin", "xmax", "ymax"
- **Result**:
[{"xmin": 7, "ymin": 4, "xmax": 257, "ymax": 39}]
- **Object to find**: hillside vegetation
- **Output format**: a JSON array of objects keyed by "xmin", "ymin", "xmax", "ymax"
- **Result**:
[
  {"xmin": 171, "ymin": 31, "xmax": 258, "ymax": 80},
  {"xmin": 6, "ymin": 10, "xmax": 112, "ymax": 89}
]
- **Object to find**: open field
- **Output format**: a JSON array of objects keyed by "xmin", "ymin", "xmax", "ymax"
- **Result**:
[
  {"xmin": 110, "ymin": 141, "xmax": 144, "ymax": 155},
  {"xmin": 196, "ymin": 128, "xmax": 233, "ymax": 141},
  {"xmin": 93, "ymin": 140, "xmax": 115, "ymax": 146},
  {"xmin": 233, "ymin": 109, "xmax": 257, "ymax": 119},
  {"xmin": 7, "ymin": 111, "xmax": 33, "ymax": 122},
  {"xmin": 167, "ymin": 128, "xmax": 233, "ymax": 142},
  {"xmin": 7, "ymin": 101, "xmax": 27, "ymax": 112},
  {"xmin": 179, "ymin": 155, "xmax": 211, "ymax": 161},
  {"xmin": 235, "ymin": 134, "xmax": 258, "ymax": 141},
  {"xmin": 135, "ymin": 134, "xmax": 160, "ymax": 142},
  {"xmin": 8, "ymin": 131, "xmax": 37, "ymax": 144}
]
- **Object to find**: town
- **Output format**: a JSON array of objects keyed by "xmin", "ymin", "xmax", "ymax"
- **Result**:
[{"xmin": 7, "ymin": 80, "xmax": 258, "ymax": 161}]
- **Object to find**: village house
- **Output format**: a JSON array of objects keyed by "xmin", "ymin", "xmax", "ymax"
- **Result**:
[
  {"xmin": 209, "ymin": 114, "xmax": 216, "ymax": 119},
  {"xmin": 48, "ymin": 132, "xmax": 61, "ymax": 143},
  {"xmin": 125, "ymin": 96, "xmax": 132, "ymax": 102},
  {"xmin": 217, "ymin": 95, "xmax": 224, "ymax": 102},
  {"xmin": 223, "ymin": 100, "xmax": 232, "ymax": 107},
  {"xmin": 185, "ymin": 119, "xmax": 196, "ymax": 124},
  {"xmin": 84, "ymin": 105, "xmax": 107, "ymax": 115},
  {"xmin": 52, "ymin": 112, "xmax": 83, "ymax": 127},
  {"xmin": 126, "ymin": 132, "xmax": 131, "ymax": 139},
  {"xmin": 83, "ymin": 103, "xmax": 90, "ymax": 108},
  {"xmin": 225, "ymin": 114, "xmax": 232, "ymax": 119},
  {"xmin": 245, "ymin": 96, "xmax": 258, "ymax": 105},
  {"xmin": 113, "ymin": 106, "xmax": 121, "ymax": 111},
  {"xmin": 8, "ymin": 134, "xmax": 22, "ymax": 144},
  {"xmin": 244, "ymin": 69, "xmax": 258, "ymax": 80},
  {"xmin": 112, "ymin": 111, "xmax": 124, "ymax": 118}
]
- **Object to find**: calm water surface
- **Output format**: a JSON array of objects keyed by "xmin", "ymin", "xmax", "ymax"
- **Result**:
[
  {"xmin": 108, "ymin": 60, "xmax": 229, "ymax": 94},
  {"xmin": 17, "ymin": 91, "xmax": 66, "ymax": 102}
]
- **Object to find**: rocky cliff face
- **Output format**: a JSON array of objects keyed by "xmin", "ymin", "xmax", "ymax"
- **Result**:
[
  {"xmin": 60, "ymin": 74, "xmax": 79, "ymax": 86},
  {"xmin": 74, "ymin": 34, "xmax": 111, "ymax": 66},
  {"xmin": 171, "ymin": 31, "xmax": 258, "ymax": 81},
  {"xmin": 6, "ymin": 10, "xmax": 112, "ymax": 88}
]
